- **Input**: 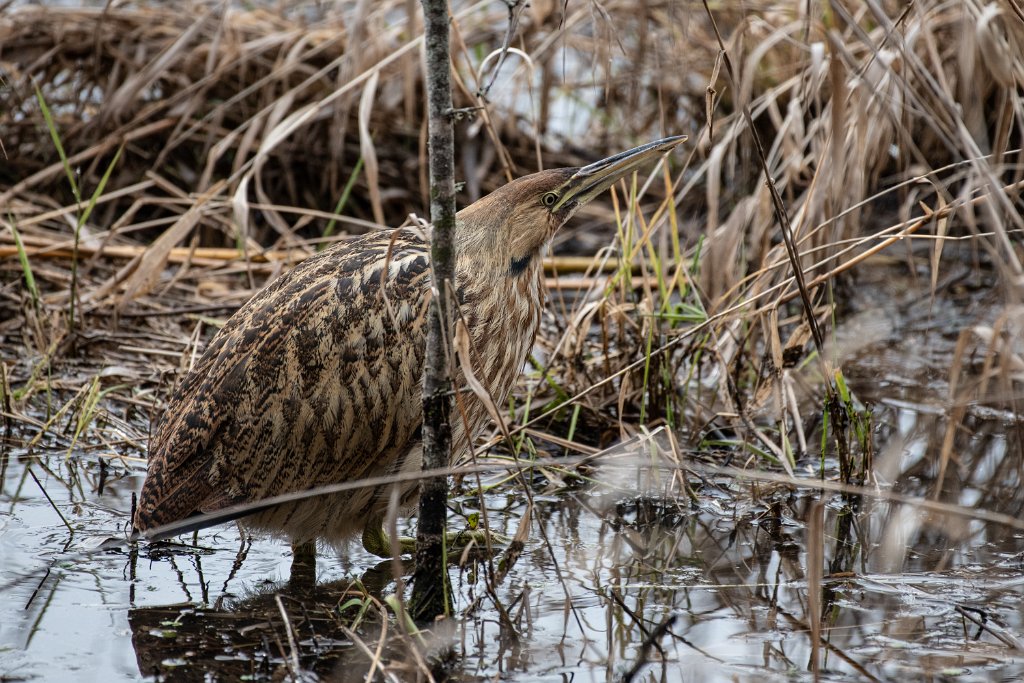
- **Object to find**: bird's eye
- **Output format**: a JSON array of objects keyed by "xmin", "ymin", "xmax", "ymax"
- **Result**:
[{"xmin": 541, "ymin": 192, "xmax": 558, "ymax": 207}]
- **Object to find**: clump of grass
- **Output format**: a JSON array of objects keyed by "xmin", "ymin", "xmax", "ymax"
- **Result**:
[
  {"xmin": 35, "ymin": 84, "xmax": 125, "ymax": 340},
  {"xmin": 507, "ymin": 0, "xmax": 1024, "ymax": 487}
]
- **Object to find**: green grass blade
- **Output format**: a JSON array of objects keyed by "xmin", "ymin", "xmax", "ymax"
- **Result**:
[
  {"xmin": 34, "ymin": 84, "xmax": 79, "ymax": 202},
  {"xmin": 323, "ymin": 156, "xmax": 365, "ymax": 244},
  {"xmin": 8, "ymin": 218, "xmax": 40, "ymax": 308},
  {"xmin": 78, "ymin": 144, "xmax": 124, "ymax": 229}
]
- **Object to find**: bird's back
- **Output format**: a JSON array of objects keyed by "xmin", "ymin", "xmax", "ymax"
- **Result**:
[{"xmin": 133, "ymin": 229, "xmax": 436, "ymax": 542}]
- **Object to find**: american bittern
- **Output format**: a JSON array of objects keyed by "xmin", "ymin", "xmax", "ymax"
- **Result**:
[{"xmin": 133, "ymin": 136, "xmax": 685, "ymax": 556}]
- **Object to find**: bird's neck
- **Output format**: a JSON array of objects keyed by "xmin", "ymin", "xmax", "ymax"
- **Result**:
[
  {"xmin": 454, "ymin": 241, "xmax": 546, "ymax": 307},
  {"xmin": 451, "ymin": 241, "xmax": 545, "ymax": 408}
]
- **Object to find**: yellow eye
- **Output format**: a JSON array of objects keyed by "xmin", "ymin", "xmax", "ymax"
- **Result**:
[{"xmin": 541, "ymin": 192, "xmax": 558, "ymax": 207}]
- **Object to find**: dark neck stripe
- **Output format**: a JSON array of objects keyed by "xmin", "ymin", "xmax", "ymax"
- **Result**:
[{"xmin": 509, "ymin": 253, "xmax": 533, "ymax": 277}]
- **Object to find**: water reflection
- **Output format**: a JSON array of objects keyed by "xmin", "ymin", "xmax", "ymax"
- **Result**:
[{"xmin": 3, "ymin": 424, "xmax": 1024, "ymax": 682}]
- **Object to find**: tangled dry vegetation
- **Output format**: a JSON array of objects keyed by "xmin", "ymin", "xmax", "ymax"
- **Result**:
[{"xmin": 1, "ymin": 0, "xmax": 1022, "ymax": 481}]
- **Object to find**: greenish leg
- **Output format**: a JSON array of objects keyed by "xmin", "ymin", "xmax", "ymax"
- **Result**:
[{"xmin": 361, "ymin": 512, "xmax": 416, "ymax": 558}]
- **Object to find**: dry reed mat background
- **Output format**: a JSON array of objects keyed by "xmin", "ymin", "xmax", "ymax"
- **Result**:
[{"xmin": 1, "ymin": 0, "xmax": 1022, "ymax": 477}]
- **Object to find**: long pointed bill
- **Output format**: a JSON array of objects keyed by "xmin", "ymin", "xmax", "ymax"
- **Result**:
[{"xmin": 553, "ymin": 135, "xmax": 686, "ymax": 212}]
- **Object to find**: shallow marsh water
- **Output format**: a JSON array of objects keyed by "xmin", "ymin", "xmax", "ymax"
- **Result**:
[{"xmin": 3, "ymin": 264, "xmax": 1024, "ymax": 682}]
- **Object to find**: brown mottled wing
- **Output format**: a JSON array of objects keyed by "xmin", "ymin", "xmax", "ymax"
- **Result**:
[{"xmin": 133, "ymin": 230, "xmax": 431, "ymax": 535}]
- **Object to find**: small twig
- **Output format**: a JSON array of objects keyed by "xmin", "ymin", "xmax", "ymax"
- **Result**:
[
  {"xmin": 620, "ymin": 613, "xmax": 678, "ymax": 683},
  {"xmin": 23, "ymin": 566, "xmax": 53, "ymax": 610},
  {"xmin": 956, "ymin": 604, "xmax": 1024, "ymax": 650},
  {"xmin": 341, "ymin": 618, "xmax": 389, "ymax": 683},
  {"xmin": 477, "ymin": 0, "xmax": 528, "ymax": 99},
  {"xmin": 27, "ymin": 467, "xmax": 74, "ymax": 535},
  {"xmin": 775, "ymin": 605, "xmax": 883, "ymax": 682},
  {"xmin": 807, "ymin": 501, "xmax": 824, "ymax": 679},
  {"xmin": 607, "ymin": 589, "xmax": 655, "ymax": 641},
  {"xmin": 274, "ymin": 594, "xmax": 303, "ymax": 681}
]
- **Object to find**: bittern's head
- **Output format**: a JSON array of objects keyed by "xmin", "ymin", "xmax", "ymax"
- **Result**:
[{"xmin": 457, "ymin": 135, "xmax": 686, "ymax": 277}]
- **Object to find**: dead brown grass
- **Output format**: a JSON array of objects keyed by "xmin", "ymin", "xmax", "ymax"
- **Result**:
[{"xmin": 1, "ymin": 0, "xmax": 1022, "ymax": 471}]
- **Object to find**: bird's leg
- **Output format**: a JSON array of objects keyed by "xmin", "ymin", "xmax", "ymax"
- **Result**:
[
  {"xmin": 360, "ymin": 513, "xmax": 509, "ymax": 559},
  {"xmin": 361, "ymin": 513, "xmax": 415, "ymax": 558},
  {"xmin": 289, "ymin": 540, "xmax": 317, "ymax": 588}
]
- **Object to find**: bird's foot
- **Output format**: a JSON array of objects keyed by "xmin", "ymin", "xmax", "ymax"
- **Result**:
[
  {"xmin": 359, "ymin": 522, "xmax": 413, "ymax": 558},
  {"xmin": 360, "ymin": 519, "xmax": 509, "ymax": 559},
  {"xmin": 446, "ymin": 527, "xmax": 512, "ymax": 556}
]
